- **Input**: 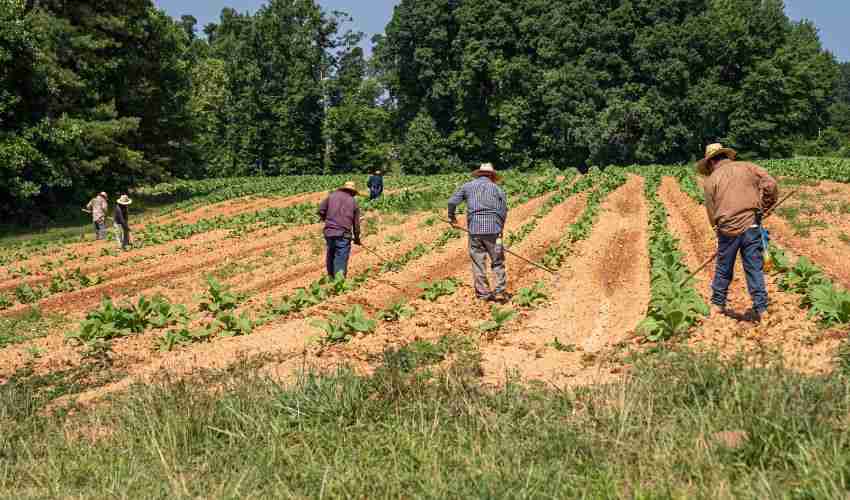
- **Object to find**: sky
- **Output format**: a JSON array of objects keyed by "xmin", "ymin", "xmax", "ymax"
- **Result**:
[{"xmin": 154, "ymin": 0, "xmax": 849, "ymax": 61}]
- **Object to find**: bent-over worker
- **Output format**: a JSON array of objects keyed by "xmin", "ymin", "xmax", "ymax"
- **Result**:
[
  {"xmin": 84, "ymin": 192, "xmax": 109, "ymax": 240},
  {"xmin": 318, "ymin": 181, "xmax": 362, "ymax": 278},
  {"xmin": 698, "ymin": 143, "xmax": 779, "ymax": 323},
  {"xmin": 114, "ymin": 194, "xmax": 132, "ymax": 251},
  {"xmin": 448, "ymin": 163, "xmax": 509, "ymax": 303},
  {"xmin": 367, "ymin": 170, "xmax": 384, "ymax": 200}
]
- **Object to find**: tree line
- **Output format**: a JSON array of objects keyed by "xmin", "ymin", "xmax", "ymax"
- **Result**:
[{"xmin": 1, "ymin": 0, "xmax": 848, "ymax": 219}]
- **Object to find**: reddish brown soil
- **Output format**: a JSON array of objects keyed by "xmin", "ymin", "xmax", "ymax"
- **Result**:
[
  {"xmin": 60, "ymin": 193, "xmax": 561, "ymax": 404},
  {"xmin": 480, "ymin": 175, "xmax": 651, "ymax": 387},
  {"xmin": 659, "ymin": 177, "xmax": 843, "ymax": 374}
]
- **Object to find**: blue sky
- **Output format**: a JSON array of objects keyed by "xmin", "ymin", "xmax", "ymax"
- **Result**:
[{"xmin": 154, "ymin": 0, "xmax": 849, "ymax": 61}]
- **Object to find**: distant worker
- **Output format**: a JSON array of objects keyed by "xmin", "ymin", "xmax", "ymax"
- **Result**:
[
  {"xmin": 448, "ymin": 163, "xmax": 509, "ymax": 303},
  {"xmin": 367, "ymin": 170, "xmax": 384, "ymax": 200},
  {"xmin": 318, "ymin": 181, "xmax": 362, "ymax": 278},
  {"xmin": 83, "ymin": 191, "xmax": 109, "ymax": 240},
  {"xmin": 114, "ymin": 194, "xmax": 133, "ymax": 251},
  {"xmin": 698, "ymin": 143, "xmax": 779, "ymax": 323}
]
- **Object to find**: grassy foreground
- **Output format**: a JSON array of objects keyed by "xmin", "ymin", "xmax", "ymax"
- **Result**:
[{"xmin": 2, "ymin": 341, "xmax": 850, "ymax": 499}]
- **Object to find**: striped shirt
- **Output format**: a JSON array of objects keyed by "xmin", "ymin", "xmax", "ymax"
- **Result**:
[{"xmin": 448, "ymin": 177, "xmax": 508, "ymax": 235}]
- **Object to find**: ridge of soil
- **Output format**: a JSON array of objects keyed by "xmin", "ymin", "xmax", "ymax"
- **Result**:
[
  {"xmin": 480, "ymin": 174, "xmax": 651, "ymax": 387},
  {"xmin": 658, "ymin": 177, "xmax": 842, "ymax": 375},
  {"xmin": 61, "ymin": 193, "xmax": 558, "ymax": 405}
]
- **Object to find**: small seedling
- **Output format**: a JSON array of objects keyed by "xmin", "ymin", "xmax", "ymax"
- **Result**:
[
  {"xmin": 478, "ymin": 306, "xmax": 517, "ymax": 332},
  {"xmin": 198, "ymin": 276, "xmax": 240, "ymax": 314},
  {"xmin": 419, "ymin": 278, "xmax": 458, "ymax": 302},
  {"xmin": 310, "ymin": 305, "xmax": 376, "ymax": 343},
  {"xmin": 379, "ymin": 301, "xmax": 415, "ymax": 322},
  {"xmin": 549, "ymin": 337, "xmax": 576, "ymax": 352},
  {"xmin": 513, "ymin": 282, "xmax": 549, "ymax": 308}
]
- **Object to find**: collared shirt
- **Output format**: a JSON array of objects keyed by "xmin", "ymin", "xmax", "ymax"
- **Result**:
[
  {"xmin": 318, "ymin": 190, "xmax": 361, "ymax": 239},
  {"xmin": 704, "ymin": 160, "xmax": 779, "ymax": 237},
  {"xmin": 86, "ymin": 196, "xmax": 108, "ymax": 222},
  {"xmin": 448, "ymin": 177, "xmax": 508, "ymax": 235}
]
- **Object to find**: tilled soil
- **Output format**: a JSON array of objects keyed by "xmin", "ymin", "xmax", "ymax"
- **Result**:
[
  {"xmin": 480, "ymin": 175, "xmax": 651, "ymax": 387},
  {"xmin": 659, "ymin": 177, "xmax": 843, "ymax": 374},
  {"xmin": 62, "ymin": 193, "xmax": 560, "ymax": 404},
  {"xmin": 0, "ymin": 212, "xmax": 435, "ymax": 380}
]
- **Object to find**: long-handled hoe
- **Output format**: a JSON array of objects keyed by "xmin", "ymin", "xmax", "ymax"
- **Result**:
[
  {"xmin": 677, "ymin": 189, "xmax": 797, "ymax": 287},
  {"xmin": 438, "ymin": 218, "xmax": 563, "ymax": 284}
]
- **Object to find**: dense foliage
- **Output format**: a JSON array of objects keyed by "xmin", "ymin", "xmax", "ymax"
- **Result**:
[
  {"xmin": 375, "ymin": 0, "xmax": 842, "ymax": 172},
  {"xmin": 2, "ymin": 0, "xmax": 848, "ymax": 220}
]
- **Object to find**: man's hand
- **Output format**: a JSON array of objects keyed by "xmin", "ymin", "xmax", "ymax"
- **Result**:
[
  {"xmin": 449, "ymin": 216, "xmax": 458, "ymax": 226},
  {"xmin": 353, "ymin": 237, "xmax": 362, "ymax": 246}
]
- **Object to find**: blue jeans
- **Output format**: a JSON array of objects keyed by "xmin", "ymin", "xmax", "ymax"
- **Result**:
[
  {"xmin": 94, "ymin": 220, "xmax": 108, "ymax": 240},
  {"xmin": 325, "ymin": 236, "xmax": 352, "ymax": 278},
  {"xmin": 711, "ymin": 227, "xmax": 768, "ymax": 313}
]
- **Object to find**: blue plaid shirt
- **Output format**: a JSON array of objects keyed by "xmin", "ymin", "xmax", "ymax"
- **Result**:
[{"xmin": 448, "ymin": 177, "xmax": 508, "ymax": 235}]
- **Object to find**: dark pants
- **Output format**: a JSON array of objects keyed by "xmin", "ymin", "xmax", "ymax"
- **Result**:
[
  {"xmin": 469, "ymin": 235, "xmax": 507, "ymax": 298},
  {"xmin": 325, "ymin": 236, "xmax": 352, "ymax": 278},
  {"xmin": 369, "ymin": 190, "xmax": 382, "ymax": 200},
  {"xmin": 115, "ymin": 223, "xmax": 130, "ymax": 249},
  {"xmin": 712, "ymin": 227, "xmax": 768, "ymax": 313},
  {"xmin": 94, "ymin": 220, "xmax": 108, "ymax": 240}
]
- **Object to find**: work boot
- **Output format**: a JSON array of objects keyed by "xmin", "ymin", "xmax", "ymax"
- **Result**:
[
  {"xmin": 711, "ymin": 304, "xmax": 728, "ymax": 319},
  {"xmin": 493, "ymin": 291, "xmax": 512, "ymax": 304},
  {"xmin": 478, "ymin": 293, "xmax": 496, "ymax": 302}
]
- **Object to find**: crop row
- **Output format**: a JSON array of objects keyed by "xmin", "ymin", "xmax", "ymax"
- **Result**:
[
  {"xmin": 673, "ymin": 170, "xmax": 850, "ymax": 328},
  {"xmin": 639, "ymin": 170, "xmax": 709, "ymax": 341}
]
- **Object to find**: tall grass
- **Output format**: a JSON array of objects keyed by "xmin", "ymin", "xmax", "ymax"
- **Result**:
[{"xmin": 2, "ymin": 345, "xmax": 850, "ymax": 498}]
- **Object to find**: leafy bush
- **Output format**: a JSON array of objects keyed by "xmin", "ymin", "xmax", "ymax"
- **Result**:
[{"xmin": 311, "ymin": 305, "xmax": 376, "ymax": 343}]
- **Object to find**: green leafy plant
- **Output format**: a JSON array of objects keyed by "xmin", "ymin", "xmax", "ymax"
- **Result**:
[
  {"xmin": 214, "ymin": 312, "xmax": 254, "ymax": 338},
  {"xmin": 478, "ymin": 306, "xmax": 518, "ymax": 332},
  {"xmin": 198, "ymin": 276, "xmax": 240, "ymax": 314},
  {"xmin": 379, "ymin": 301, "xmax": 415, "ymax": 322},
  {"xmin": 0, "ymin": 294, "xmax": 11, "ymax": 310},
  {"xmin": 14, "ymin": 283, "xmax": 45, "ymax": 304},
  {"xmin": 513, "ymin": 282, "xmax": 549, "ymax": 308},
  {"xmin": 549, "ymin": 337, "xmax": 576, "ymax": 352},
  {"xmin": 310, "ymin": 305, "xmax": 376, "ymax": 343},
  {"xmin": 419, "ymin": 278, "xmax": 458, "ymax": 302},
  {"xmin": 808, "ymin": 283, "xmax": 850, "ymax": 326}
]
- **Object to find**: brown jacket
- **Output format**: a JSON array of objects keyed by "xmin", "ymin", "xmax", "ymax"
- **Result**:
[{"xmin": 703, "ymin": 160, "xmax": 779, "ymax": 237}]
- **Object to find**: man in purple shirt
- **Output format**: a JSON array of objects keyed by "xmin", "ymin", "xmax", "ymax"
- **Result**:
[{"xmin": 318, "ymin": 181, "xmax": 362, "ymax": 278}]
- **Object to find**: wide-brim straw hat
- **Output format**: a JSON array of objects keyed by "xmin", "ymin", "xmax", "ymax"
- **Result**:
[
  {"xmin": 697, "ymin": 143, "xmax": 738, "ymax": 176},
  {"xmin": 472, "ymin": 163, "xmax": 501, "ymax": 181},
  {"xmin": 117, "ymin": 195, "xmax": 133, "ymax": 206},
  {"xmin": 99, "ymin": 192, "xmax": 108, "ymax": 198},
  {"xmin": 340, "ymin": 181, "xmax": 359, "ymax": 195}
]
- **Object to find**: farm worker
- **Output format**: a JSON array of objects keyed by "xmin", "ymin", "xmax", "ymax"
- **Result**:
[
  {"xmin": 114, "ymin": 194, "xmax": 132, "ymax": 251},
  {"xmin": 367, "ymin": 170, "xmax": 384, "ymax": 200},
  {"xmin": 448, "ymin": 163, "xmax": 510, "ymax": 303},
  {"xmin": 318, "ymin": 181, "xmax": 362, "ymax": 278},
  {"xmin": 83, "ymin": 192, "xmax": 109, "ymax": 240},
  {"xmin": 697, "ymin": 143, "xmax": 779, "ymax": 323}
]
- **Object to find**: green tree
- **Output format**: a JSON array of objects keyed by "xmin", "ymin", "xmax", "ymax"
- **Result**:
[{"xmin": 399, "ymin": 110, "xmax": 453, "ymax": 175}]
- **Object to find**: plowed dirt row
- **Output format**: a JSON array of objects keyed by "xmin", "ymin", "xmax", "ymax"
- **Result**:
[
  {"xmin": 0, "ymin": 212, "xmax": 435, "ymax": 379},
  {"xmin": 660, "ymin": 177, "xmax": 841, "ymax": 374},
  {"xmin": 0, "ymin": 190, "xmax": 327, "ymax": 285},
  {"xmin": 480, "ymin": 175, "xmax": 651, "ymax": 387},
  {"xmin": 64, "ymin": 194, "xmax": 556, "ymax": 405},
  {"xmin": 766, "ymin": 217, "xmax": 850, "ymax": 290}
]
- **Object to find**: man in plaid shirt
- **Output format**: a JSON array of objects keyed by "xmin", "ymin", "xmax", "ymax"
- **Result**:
[{"xmin": 448, "ymin": 163, "xmax": 509, "ymax": 302}]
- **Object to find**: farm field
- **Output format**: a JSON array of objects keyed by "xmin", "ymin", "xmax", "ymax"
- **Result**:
[{"xmin": 3, "ymin": 159, "xmax": 850, "ymax": 497}]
